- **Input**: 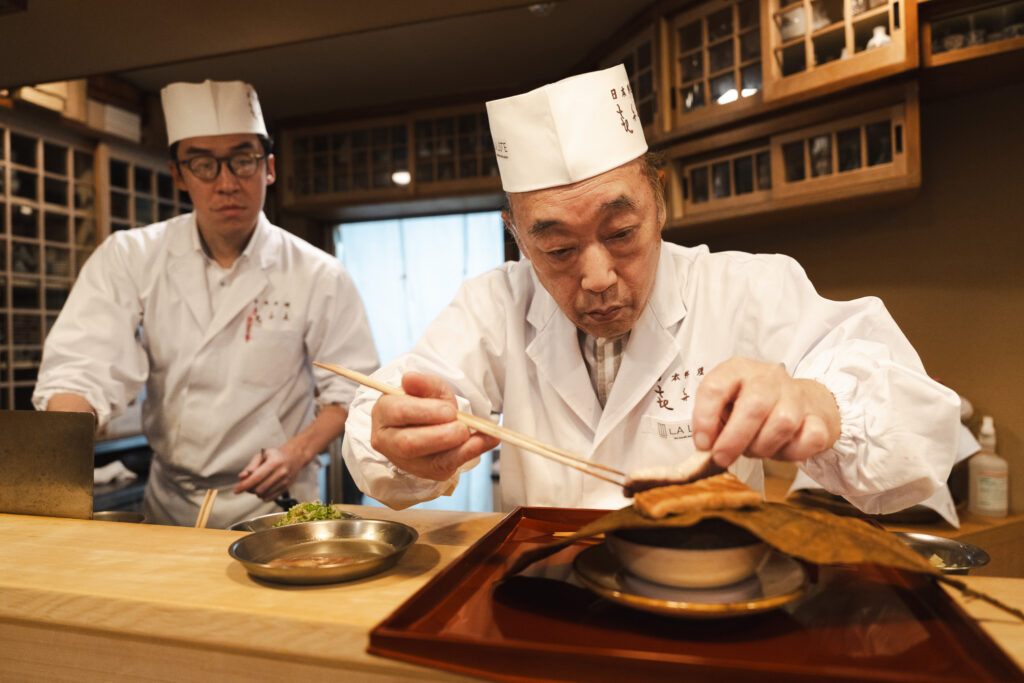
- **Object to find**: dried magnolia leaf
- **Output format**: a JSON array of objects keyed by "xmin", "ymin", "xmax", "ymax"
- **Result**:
[{"xmin": 505, "ymin": 502, "xmax": 937, "ymax": 579}]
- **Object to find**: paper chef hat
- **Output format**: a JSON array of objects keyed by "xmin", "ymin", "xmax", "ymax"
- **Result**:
[
  {"xmin": 160, "ymin": 80, "xmax": 268, "ymax": 146},
  {"xmin": 485, "ymin": 64, "xmax": 648, "ymax": 193}
]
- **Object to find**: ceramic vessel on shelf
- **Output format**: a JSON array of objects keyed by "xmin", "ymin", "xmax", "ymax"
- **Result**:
[
  {"xmin": 866, "ymin": 25, "xmax": 892, "ymax": 49},
  {"xmin": 851, "ymin": 0, "xmax": 866, "ymax": 15},
  {"xmin": 942, "ymin": 33, "xmax": 966, "ymax": 51},
  {"xmin": 778, "ymin": 6, "xmax": 805, "ymax": 41},
  {"xmin": 967, "ymin": 28, "xmax": 986, "ymax": 46}
]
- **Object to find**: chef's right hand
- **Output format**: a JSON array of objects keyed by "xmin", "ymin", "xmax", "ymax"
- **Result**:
[{"xmin": 370, "ymin": 372, "xmax": 500, "ymax": 482}]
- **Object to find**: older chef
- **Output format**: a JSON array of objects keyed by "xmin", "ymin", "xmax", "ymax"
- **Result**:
[
  {"xmin": 342, "ymin": 64, "xmax": 961, "ymax": 520},
  {"xmin": 34, "ymin": 80, "xmax": 378, "ymax": 528}
]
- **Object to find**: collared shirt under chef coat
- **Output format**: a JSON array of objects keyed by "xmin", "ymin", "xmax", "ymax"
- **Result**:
[
  {"xmin": 34, "ymin": 212, "xmax": 378, "ymax": 528},
  {"xmin": 343, "ymin": 242, "xmax": 960, "ymax": 518}
]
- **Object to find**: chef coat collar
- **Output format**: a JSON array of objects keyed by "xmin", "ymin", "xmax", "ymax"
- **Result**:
[
  {"xmin": 176, "ymin": 211, "xmax": 281, "ymax": 272},
  {"xmin": 524, "ymin": 240, "xmax": 686, "ymax": 335}
]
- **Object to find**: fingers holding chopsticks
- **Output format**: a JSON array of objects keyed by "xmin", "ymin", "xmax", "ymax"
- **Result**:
[{"xmin": 371, "ymin": 371, "xmax": 500, "ymax": 482}]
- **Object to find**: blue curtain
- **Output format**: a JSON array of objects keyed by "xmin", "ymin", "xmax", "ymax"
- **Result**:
[{"xmin": 336, "ymin": 211, "xmax": 505, "ymax": 512}]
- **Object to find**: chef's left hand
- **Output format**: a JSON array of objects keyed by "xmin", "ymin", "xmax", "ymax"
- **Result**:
[
  {"xmin": 234, "ymin": 446, "xmax": 304, "ymax": 501},
  {"xmin": 692, "ymin": 356, "xmax": 841, "ymax": 468}
]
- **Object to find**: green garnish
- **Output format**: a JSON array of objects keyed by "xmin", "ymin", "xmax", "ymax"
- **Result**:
[{"xmin": 273, "ymin": 500, "xmax": 344, "ymax": 527}]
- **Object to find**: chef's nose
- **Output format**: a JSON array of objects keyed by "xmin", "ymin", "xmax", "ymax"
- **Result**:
[
  {"xmin": 213, "ymin": 164, "xmax": 242, "ymax": 193},
  {"xmin": 580, "ymin": 244, "xmax": 616, "ymax": 293}
]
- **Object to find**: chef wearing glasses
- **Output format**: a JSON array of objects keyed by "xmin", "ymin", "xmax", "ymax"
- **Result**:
[{"xmin": 33, "ymin": 80, "xmax": 378, "ymax": 528}]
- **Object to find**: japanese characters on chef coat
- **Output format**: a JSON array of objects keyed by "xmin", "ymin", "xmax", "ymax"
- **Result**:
[
  {"xmin": 343, "ymin": 242, "xmax": 960, "ymax": 516},
  {"xmin": 34, "ymin": 212, "xmax": 378, "ymax": 528}
]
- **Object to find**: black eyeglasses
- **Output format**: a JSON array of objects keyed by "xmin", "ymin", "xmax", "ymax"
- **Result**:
[{"xmin": 176, "ymin": 152, "xmax": 265, "ymax": 182}]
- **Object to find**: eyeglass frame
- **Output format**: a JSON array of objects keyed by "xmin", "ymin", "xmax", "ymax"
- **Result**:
[{"xmin": 174, "ymin": 151, "xmax": 268, "ymax": 182}]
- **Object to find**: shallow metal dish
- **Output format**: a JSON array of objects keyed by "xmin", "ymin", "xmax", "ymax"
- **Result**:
[
  {"xmin": 92, "ymin": 510, "xmax": 146, "ymax": 523},
  {"xmin": 228, "ymin": 506, "xmax": 361, "ymax": 532},
  {"xmin": 228, "ymin": 518, "xmax": 418, "ymax": 585},
  {"xmin": 894, "ymin": 532, "xmax": 990, "ymax": 575}
]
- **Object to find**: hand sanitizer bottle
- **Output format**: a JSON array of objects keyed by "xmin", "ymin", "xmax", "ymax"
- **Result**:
[{"xmin": 969, "ymin": 416, "xmax": 1009, "ymax": 517}]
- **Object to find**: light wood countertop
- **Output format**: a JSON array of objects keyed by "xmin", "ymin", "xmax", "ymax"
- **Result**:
[{"xmin": 2, "ymin": 506, "xmax": 1024, "ymax": 681}]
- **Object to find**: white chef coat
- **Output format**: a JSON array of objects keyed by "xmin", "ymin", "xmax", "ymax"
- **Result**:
[
  {"xmin": 34, "ymin": 213, "xmax": 379, "ymax": 528},
  {"xmin": 343, "ymin": 242, "xmax": 960, "ymax": 516}
]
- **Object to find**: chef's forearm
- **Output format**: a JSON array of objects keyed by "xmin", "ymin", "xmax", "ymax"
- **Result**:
[
  {"xmin": 283, "ymin": 403, "xmax": 349, "ymax": 466},
  {"xmin": 45, "ymin": 393, "xmax": 97, "ymax": 419}
]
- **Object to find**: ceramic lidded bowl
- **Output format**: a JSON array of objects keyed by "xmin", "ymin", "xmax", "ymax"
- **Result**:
[{"xmin": 606, "ymin": 518, "xmax": 770, "ymax": 589}]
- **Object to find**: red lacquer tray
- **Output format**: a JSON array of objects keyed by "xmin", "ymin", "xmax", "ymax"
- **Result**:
[{"xmin": 369, "ymin": 507, "xmax": 1022, "ymax": 682}]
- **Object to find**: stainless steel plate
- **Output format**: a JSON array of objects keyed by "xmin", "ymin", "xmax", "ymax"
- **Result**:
[
  {"xmin": 893, "ymin": 532, "xmax": 990, "ymax": 575},
  {"xmin": 228, "ymin": 518, "xmax": 418, "ymax": 585},
  {"xmin": 228, "ymin": 506, "xmax": 361, "ymax": 532}
]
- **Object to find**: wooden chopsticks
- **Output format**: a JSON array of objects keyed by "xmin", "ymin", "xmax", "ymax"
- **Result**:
[
  {"xmin": 195, "ymin": 489, "xmax": 218, "ymax": 529},
  {"xmin": 313, "ymin": 361, "xmax": 627, "ymax": 487}
]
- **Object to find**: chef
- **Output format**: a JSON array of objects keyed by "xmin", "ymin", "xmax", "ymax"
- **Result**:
[
  {"xmin": 33, "ymin": 80, "xmax": 378, "ymax": 528},
  {"xmin": 342, "ymin": 64, "xmax": 961, "ymax": 519}
]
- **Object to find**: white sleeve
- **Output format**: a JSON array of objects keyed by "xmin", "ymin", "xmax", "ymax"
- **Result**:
[
  {"xmin": 745, "ymin": 256, "xmax": 960, "ymax": 515},
  {"xmin": 342, "ymin": 271, "xmax": 507, "ymax": 510},
  {"xmin": 305, "ymin": 260, "xmax": 380, "ymax": 409},
  {"xmin": 32, "ymin": 235, "xmax": 149, "ymax": 429}
]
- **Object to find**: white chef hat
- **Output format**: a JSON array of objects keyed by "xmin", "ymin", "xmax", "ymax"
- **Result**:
[
  {"xmin": 160, "ymin": 79, "xmax": 268, "ymax": 146},
  {"xmin": 485, "ymin": 64, "xmax": 648, "ymax": 193}
]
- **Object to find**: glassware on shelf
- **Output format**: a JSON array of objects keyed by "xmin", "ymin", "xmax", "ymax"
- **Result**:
[
  {"xmin": 777, "ymin": 6, "xmax": 806, "ymax": 42},
  {"xmin": 866, "ymin": 25, "xmax": 892, "ymax": 49},
  {"xmin": 809, "ymin": 135, "xmax": 832, "ymax": 177},
  {"xmin": 712, "ymin": 161, "xmax": 731, "ymax": 198}
]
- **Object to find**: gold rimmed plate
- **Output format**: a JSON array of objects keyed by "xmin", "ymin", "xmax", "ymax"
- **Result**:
[{"xmin": 573, "ymin": 542, "xmax": 807, "ymax": 619}]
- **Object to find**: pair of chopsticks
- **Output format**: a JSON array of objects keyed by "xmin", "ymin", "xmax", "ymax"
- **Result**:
[
  {"xmin": 195, "ymin": 489, "xmax": 218, "ymax": 529},
  {"xmin": 313, "ymin": 362, "xmax": 627, "ymax": 487}
]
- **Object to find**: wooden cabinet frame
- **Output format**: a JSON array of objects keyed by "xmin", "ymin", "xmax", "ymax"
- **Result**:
[
  {"xmin": 922, "ymin": 0, "xmax": 1024, "ymax": 67},
  {"xmin": 661, "ymin": 81, "xmax": 919, "ymax": 232},
  {"xmin": 280, "ymin": 104, "xmax": 501, "ymax": 214},
  {"xmin": 667, "ymin": 0, "xmax": 766, "ymax": 136},
  {"xmin": 760, "ymin": 0, "xmax": 918, "ymax": 105}
]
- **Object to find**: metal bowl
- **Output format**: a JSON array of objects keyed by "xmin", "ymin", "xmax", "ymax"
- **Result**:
[
  {"xmin": 228, "ymin": 506, "xmax": 361, "ymax": 532},
  {"xmin": 894, "ymin": 532, "xmax": 990, "ymax": 575},
  {"xmin": 228, "ymin": 518, "xmax": 418, "ymax": 585},
  {"xmin": 92, "ymin": 510, "xmax": 146, "ymax": 523}
]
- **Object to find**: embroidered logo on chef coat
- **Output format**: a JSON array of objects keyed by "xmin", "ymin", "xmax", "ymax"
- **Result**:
[
  {"xmin": 245, "ymin": 298, "xmax": 291, "ymax": 341},
  {"xmin": 652, "ymin": 366, "xmax": 704, "ymax": 412}
]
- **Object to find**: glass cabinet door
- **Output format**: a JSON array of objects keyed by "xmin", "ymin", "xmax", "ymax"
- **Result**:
[
  {"xmin": 670, "ymin": 0, "xmax": 763, "ymax": 130},
  {"xmin": 763, "ymin": 0, "xmax": 914, "ymax": 103}
]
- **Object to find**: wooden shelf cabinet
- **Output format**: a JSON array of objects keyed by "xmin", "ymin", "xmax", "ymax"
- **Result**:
[
  {"xmin": 0, "ymin": 111, "xmax": 192, "ymax": 411},
  {"xmin": 281, "ymin": 104, "xmax": 500, "ymax": 211},
  {"xmin": 600, "ymin": 21, "xmax": 665, "ymax": 138},
  {"xmin": 923, "ymin": 0, "xmax": 1024, "ymax": 67},
  {"xmin": 667, "ymin": 0, "xmax": 766, "ymax": 134},
  {"xmin": 662, "ymin": 82, "xmax": 920, "ymax": 230},
  {"xmin": 0, "ymin": 123, "xmax": 98, "ymax": 410},
  {"xmin": 762, "ymin": 0, "xmax": 918, "ymax": 104}
]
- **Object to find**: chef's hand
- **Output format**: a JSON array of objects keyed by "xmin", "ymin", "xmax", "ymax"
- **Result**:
[
  {"xmin": 234, "ymin": 446, "xmax": 304, "ymax": 501},
  {"xmin": 371, "ymin": 371, "xmax": 500, "ymax": 482},
  {"xmin": 692, "ymin": 357, "xmax": 841, "ymax": 468}
]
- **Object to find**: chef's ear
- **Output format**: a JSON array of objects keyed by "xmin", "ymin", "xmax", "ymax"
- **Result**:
[
  {"xmin": 169, "ymin": 160, "xmax": 188, "ymax": 191},
  {"xmin": 265, "ymin": 154, "xmax": 276, "ymax": 187},
  {"xmin": 501, "ymin": 203, "xmax": 530, "ymax": 260}
]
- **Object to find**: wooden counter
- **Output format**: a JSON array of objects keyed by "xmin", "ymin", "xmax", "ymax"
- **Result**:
[{"xmin": 2, "ymin": 506, "xmax": 1024, "ymax": 681}]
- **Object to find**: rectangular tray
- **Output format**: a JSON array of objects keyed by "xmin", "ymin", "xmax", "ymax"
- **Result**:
[{"xmin": 369, "ymin": 507, "xmax": 1022, "ymax": 682}]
